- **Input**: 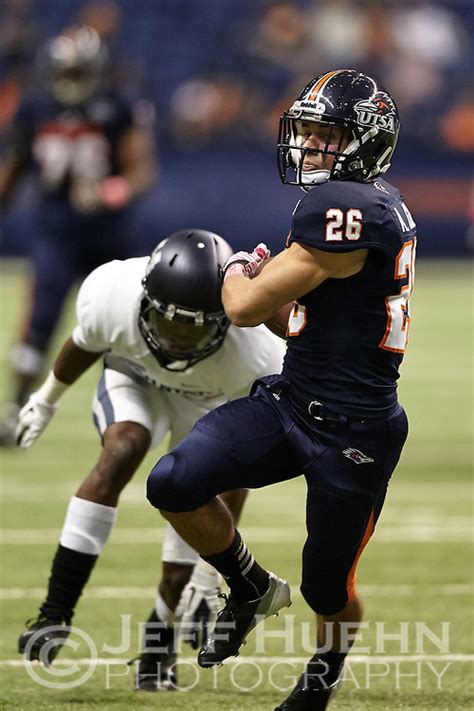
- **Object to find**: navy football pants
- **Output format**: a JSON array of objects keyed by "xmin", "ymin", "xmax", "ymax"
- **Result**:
[
  {"xmin": 24, "ymin": 206, "xmax": 134, "ymax": 350},
  {"xmin": 147, "ymin": 375, "xmax": 408, "ymax": 615}
]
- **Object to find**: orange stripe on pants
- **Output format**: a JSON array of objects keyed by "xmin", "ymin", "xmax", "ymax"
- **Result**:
[{"xmin": 346, "ymin": 509, "xmax": 375, "ymax": 601}]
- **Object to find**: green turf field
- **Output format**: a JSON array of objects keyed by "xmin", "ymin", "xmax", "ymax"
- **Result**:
[{"xmin": 0, "ymin": 259, "xmax": 472, "ymax": 710}]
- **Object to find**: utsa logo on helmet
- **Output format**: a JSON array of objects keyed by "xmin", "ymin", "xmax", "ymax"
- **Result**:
[{"xmin": 354, "ymin": 94, "xmax": 397, "ymax": 133}]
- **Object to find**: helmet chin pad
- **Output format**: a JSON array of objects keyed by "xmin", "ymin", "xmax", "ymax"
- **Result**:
[
  {"xmin": 289, "ymin": 130, "xmax": 342, "ymax": 187},
  {"xmin": 299, "ymin": 168, "xmax": 331, "ymax": 186}
]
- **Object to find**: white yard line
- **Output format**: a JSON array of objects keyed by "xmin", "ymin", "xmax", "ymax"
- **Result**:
[
  {"xmin": 0, "ymin": 480, "xmax": 472, "ymax": 504},
  {"xmin": 1, "ymin": 583, "xmax": 472, "ymax": 600},
  {"xmin": 0, "ymin": 654, "xmax": 472, "ymax": 667},
  {"xmin": 1, "ymin": 525, "xmax": 472, "ymax": 544}
]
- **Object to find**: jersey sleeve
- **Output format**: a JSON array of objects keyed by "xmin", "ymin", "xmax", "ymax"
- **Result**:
[
  {"xmin": 72, "ymin": 263, "xmax": 119, "ymax": 352},
  {"xmin": 289, "ymin": 181, "xmax": 386, "ymax": 253}
]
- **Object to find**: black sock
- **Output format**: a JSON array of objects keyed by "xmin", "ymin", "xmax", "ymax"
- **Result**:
[
  {"xmin": 141, "ymin": 608, "xmax": 175, "ymax": 653},
  {"xmin": 40, "ymin": 544, "xmax": 98, "ymax": 623},
  {"xmin": 305, "ymin": 650, "xmax": 347, "ymax": 688},
  {"xmin": 202, "ymin": 529, "xmax": 269, "ymax": 604}
]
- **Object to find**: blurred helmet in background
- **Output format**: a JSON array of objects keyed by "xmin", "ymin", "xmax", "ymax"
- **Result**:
[
  {"xmin": 139, "ymin": 229, "xmax": 233, "ymax": 371},
  {"xmin": 39, "ymin": 25, "xmax": 108, "ymax": 105},
  {"xmin": 278, "ymin": 68, "xmax": 400, "ymax": 188}
]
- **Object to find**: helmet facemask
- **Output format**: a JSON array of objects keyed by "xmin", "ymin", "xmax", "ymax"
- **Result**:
[
  {"xmin": 50, "ymin": 65, "xmax": 101, "ymax": 106},
  {"xmin": 137, "ymin": 228, "xmax": 233, "ymax": 371},
  {"xmin": 279, "ymin": 116, "xmax": 358, "ymax": 189},
  {"xmin": 42, "ymin": 26, "xmax": 107, "ymax": 106},
  {"xmin": 138, "ymin": 292, "xmax": 229, "ymax": 372}
]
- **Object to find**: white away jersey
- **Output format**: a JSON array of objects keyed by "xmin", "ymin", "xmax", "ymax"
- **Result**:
[{"xmin": 73, "ymin": 258, "xmax": 286, "ymax": 400}]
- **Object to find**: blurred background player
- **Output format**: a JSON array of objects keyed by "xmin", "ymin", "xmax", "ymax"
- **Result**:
[
  {"xmin": 14, "ymin": 229, "xmax": 286, "ymax": 691},
  {"xmin": 0, "ymin": 24, "xmax": 156, "ymax": 443}
]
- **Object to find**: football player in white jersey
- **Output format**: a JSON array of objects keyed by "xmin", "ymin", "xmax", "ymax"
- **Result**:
[{"xmin": 15, "ymin": 229, "xmax": 286, "ymax": 690}]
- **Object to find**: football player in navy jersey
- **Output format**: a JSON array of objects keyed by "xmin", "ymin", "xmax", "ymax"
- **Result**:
[
  {"xmin": 146, "ymin": 69, "xmax": 416, "ymax": 709},
  {"xmin": 0, "ymin": 25, "xmax": 156, "ymax": 443}
]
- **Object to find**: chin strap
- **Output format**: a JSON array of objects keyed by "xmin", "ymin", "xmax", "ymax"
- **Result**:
[{"xmin": 298, "ymin": 168, "xmax": 331, "ymax": 189}]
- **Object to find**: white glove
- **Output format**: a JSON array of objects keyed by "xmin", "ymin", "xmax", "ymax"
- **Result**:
[
  {"xmin": 15, "ymin": 394, "xmax": 58, "ymax": 448},
  {"xmin": 179, "ymin": 580, "xmax": 222, "ymax": 649},
  {"xmin": 222, "ymin": 243, "xmax": 271, "ymax": 282},
  {"xmin": 177, "ymin": 560, "xmax": 222, "ymax": 649}
]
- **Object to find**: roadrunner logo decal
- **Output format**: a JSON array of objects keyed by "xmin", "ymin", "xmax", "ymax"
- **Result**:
[
  {"xmin": 342, "ymin": 447, "xmax": 375, "ymax": 464},
  {"xmin": 354, "ymin": 95, "xmax": 396, "ymax": 133}
]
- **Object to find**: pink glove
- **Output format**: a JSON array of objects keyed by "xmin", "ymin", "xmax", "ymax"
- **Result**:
[{"xmin": 222, "ymin": 243, "xmax": 270, "ymax": 282}]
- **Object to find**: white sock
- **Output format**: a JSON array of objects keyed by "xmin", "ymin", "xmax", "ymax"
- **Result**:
[
  {"xmin": 60, "ymin": 496, "xmax": 117, "ymax": 555},
  {"xmin": 155, "ymin": 593, "xmax": 180, "ymax": 624}
]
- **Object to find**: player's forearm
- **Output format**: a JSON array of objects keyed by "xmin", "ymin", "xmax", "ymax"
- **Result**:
[
  {"xmin": 117, "ymin": 129, "xmax": 156, "ymax": 198},
  {"xmin": 52, "ymin": 337, "xmax": 104, "ymax": 388},
  {"xmin": 35, "ymin": 338, "xmax": 102, "ymax": 405},
  {"xmin": 222, "ymin": 276, "xmax": 284, "ymax": 327},
  {"xmin": 125, "ymin": 166, "xmax": 155, "ymax": 198},
  {"xmin": 264, "ymin": 303, "xmax": 293, "ymax": 339}
]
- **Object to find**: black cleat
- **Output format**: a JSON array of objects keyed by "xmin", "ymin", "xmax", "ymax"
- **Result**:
[
  {"xmin": 133, "ymin": 649, "xmax": 177, "ymax": 691},
  {"xmin": 198, "ymin": 572, "xmax": 291, "ymax": 668},
  {"xmin": 18, "ymin": 615, "xmax": 70, "ymax": 667},
  {"xmin": 133, "ymin": 609, "xmax": 177, "ymax": 691},
  {"xmin": 275, "ymin": 655, "xmax": 343, "ymax": 710}
]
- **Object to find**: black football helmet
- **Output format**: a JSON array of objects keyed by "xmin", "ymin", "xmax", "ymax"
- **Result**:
[
  {"xmin": 277, "ymin": 69, "xmax": 400, "ymax": 189},
  {"xmin": 39, "ymin": 26, "xmax": 108, "ymax": 106},
  {"xmin": 138, "ymin": 229, "xmax": 233, "ymax": 371}
]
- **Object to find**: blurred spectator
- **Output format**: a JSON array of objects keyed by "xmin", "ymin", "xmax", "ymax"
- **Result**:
[
  {"xmin": 74, "ymin": 0, "xmax": 147, "ymax": 95},
  {"xmin": 306, "ymin": 0, "xmax": 372, "ymax": 66},
  {"xmin": 0, "ymin": 25, "xmax": 157, "ymax": 444},
  {"xmin": 168, "ymin": 75, "xmax": 251, "ymax": 145},
  {"xmin": 390, "ymin": 0, "xmax": 467, "ymax": 67},
  {"xmin": 384, "ymin": 0, "xmax": 468, "ymax": 115},
  {"xmin": 0, "ymin": 0, "xmax": 38, "ymax": 138},
  {"xmin": 244, "ymin": 1, "xmax": 314, "ymax": 76},
  {"xmin": 236, "ymin": 2, "xmax": 317, "ymax": 144},
  {"xmin": 441, "ymin": 91, "xmax": 474, "ymax": 153},
  {"xmin": 76, "ymin": 0, "xmax": 122, "ymax": 45}
]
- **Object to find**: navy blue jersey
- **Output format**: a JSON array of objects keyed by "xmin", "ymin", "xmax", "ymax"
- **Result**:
[
  {"xmin": 282, "ymin": 178, "xmax": 417, "ymax": 418},
  {"xmin": 11, "ymin": 91, "xmax": 135, "ymax": 207}
]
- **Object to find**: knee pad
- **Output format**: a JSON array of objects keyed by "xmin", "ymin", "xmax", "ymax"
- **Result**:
[
  {"xmin": 301, "ymin": 542, "xmax": 349, "ymax": 615},
  {"xmin": 146, "ymin": 451, "xmax": 206, "ymax": 512},
  {"xmin": 300, "ymin": 580, "xmax": 348, "ymax": 616}
]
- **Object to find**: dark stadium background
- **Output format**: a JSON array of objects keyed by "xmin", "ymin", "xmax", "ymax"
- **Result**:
[{"xmin": 1, "ymin": 0, "xmax": 473, "ymax": 258}]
